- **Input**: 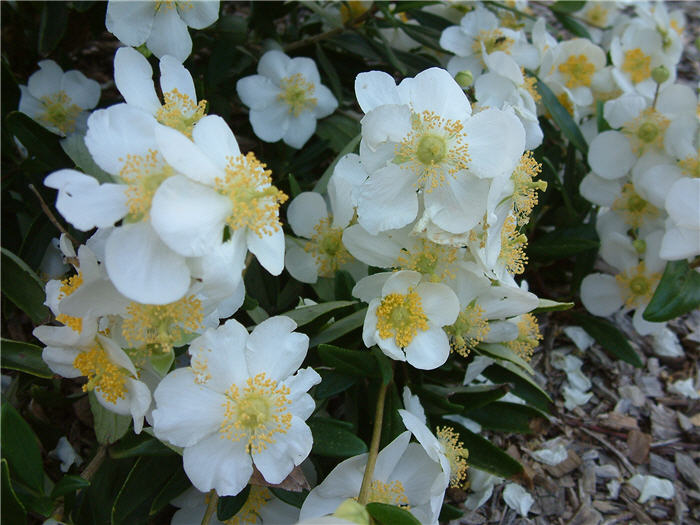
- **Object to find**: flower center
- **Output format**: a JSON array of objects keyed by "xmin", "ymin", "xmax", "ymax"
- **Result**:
[
  {"xmin": 521, "ymin": 70, "xmax": 541, "ymax": 103},
  {"xmin": 277, "ymin": 73, "xmax": 317, "ymax": 117},
  {"xmin": 220, "ymin": 373, "xmax": 292, "ymax": 454},
  {"xmin": 119, "ymin": 149, "xmax": 174, "ymax": 221},
  {"xmin": 155, "ymin": 88, "xmax": 207, "ymax": 138},
  {"xmin": 437, "ymin": 426, "xmax": 469, "ymax": 487},
  {"xmin": 73, "ymin": 343, "xmax": 128, "ymax": 403},
  {"xmin": 367, "ymin": 480, "xmax": 410, "ymax": 507},
  {"xmin": 612, "ymin": 183, "xmax": 659, "ymax": 228},
  {"xmin": 615, "ymin": 263, "xmax": 660, "ymax": 308},
  {"xmin": 56, "ymin": 271, "xmax": 84, "ymax": 333},
  {"xmin": 511, "ymin": 152, "xmax": 546, "ymax": 226},
  {"xmin": 375, "ymin": 289, "xmax": 429, "ymax": 348},
  {"xmin": 214, "ymin": 152, "xmax": 288, "ymax": 237},
  {"xmin": 622, "ymin": 108, "xmax": 669, "ymax": 155},
  {"xmin": 39, "ymin": 91, "xmax": 82, "ymax": 134},
  {"xmin": 472, "ymin": 29, "xmax": 514, "ymax": 56},
  {"xmin": 499, "ymin": 216, "xmax": 528, "ymax": 275},
  {"xmin": 558, "ymin": 54, "xmax": 595, "ymax": 88},
  {"xmin": 223, "ymin": 486, "xmax": 272, "ymax": 525},
  {"xmin": 394, "ymin": 111, "xmax": 470, "ymax": 192},
  {"xmin": 622, "ymin": 48, "xmax": 651, "ymax": 84},
  {"xmin": 304, "ymin": 216, "xmax": 351, "ymax": 277},
  {"xmin": 121, "ymin": 295, "xmax": 203, "ymax": 354},
  {"xmin": 395, "ymin": 239, "xmax": 457, "ymax": 282},
  {"xmin": 506, "ymin": 313, "xmax": 541, "ymax": 361},
  {"xmin": 445, "ymin": 302, "xmax": 489, "ymax": 358},
  {"xmin": 678, "ymin": 155, "xmax": 700, "ymax": 178}
]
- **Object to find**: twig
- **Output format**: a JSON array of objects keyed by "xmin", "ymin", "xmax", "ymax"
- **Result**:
[
  {"xmin": 358, "ymin": 381, "xmax": 389, "ymax": 505},
  {"xmin": 28, "ymin": 183, "xmax": 79, "ymax": 247},
  {"xmin": 284, "ymin": 5, "xmax": 378, "ymax": 53},
  {"xmin": 80, "ymin": 444, "xmax": 107, "ymax": 481},
  {"xmin": 579, "ymin": 427, "xmax": 635, "ymax": 475},
  {"xmin": 201, "ymin": 489, "xmax": 219, "ymax": 525}
]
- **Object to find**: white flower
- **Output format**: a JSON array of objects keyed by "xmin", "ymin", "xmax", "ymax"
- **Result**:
[
  {"xmin": 354, "ymin": 270, "xmax": 459, "ymax": 370},
  {"xmin": 114, "ymin": 46, "xmax": 207, "ymax": 138},
  {"xmin": 299, "ymin": 431, "xmax": 444, "ymax": 525},
  {"xmin": 353, "ymin": 67, "xmax": 525, "ymax": 238},
  {"xmin": 106, "ymin": 1, "xmax": 219, "ymax": 62},
  {"xmin": 19, "ymin": 60, "xmax": 100, "ymax": 136},
  {"xmin": 170, "ymin": 486, "xmax": 300, "ymax": 525},
  {"xmin": 153, "ymin": 115, "xmax": 288, "ymax": 275},
  {"xmin": 236, "ymin": 50, "xmax": 338, "ymax": 149},
  {"xmin": 660, "ymin": 177, "xmax": 700, "ymax": 260},
  {"xmin": 152, "ymin": 316, "xmax": 320, "ymax": 496}
]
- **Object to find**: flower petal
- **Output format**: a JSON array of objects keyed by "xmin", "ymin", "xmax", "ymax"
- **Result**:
[
  {"xmin": 405, "ymin": 326, "xmax": 450, "ymax": 370},
  {"xmin": 106, "ymin": 1, "xmax": 155, "ymax": 46},
  {"xmin": 182, "ymin": 432, "xmax": 252, "ymax": 496},
  {"xmin": 246, "ymin": 228, "xmax": 285, "ymax": 276},
  {"xmin": 236, "ymin": 75, "xmax": 281, "ymax": 110},
  {"xmin": 287, "ymin": 192, "xmax": 328, "ymax": 238},
  {"xmin": 588, "ymin": 131, "xmax": 635, "ymax": 180},
  {"xmin": 357, "ymin": 164, "xmax": 419, "ymax": 235},
  {"xmin": 355, "ymin": 71, "xmax": 401, "ymax": 113},
  {"xmin": 580, "ymin": 274, "xmax": 623, "ymax": 317},
  {"xmin": 159, "ymin": 55, "xmax": 196, "ymax": 101},
  {"xmin": 146, "ymin": 6, "xmax": 192, "ymax": 61},
  {"xmin": 245, "ymin": 316, "xmax": 309, "ymax": 382},
  {"xmin": 114, "ymin": 46, "xmax": 161, "ymax": 115}
]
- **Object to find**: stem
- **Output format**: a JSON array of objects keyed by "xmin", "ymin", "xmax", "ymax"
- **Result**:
[
  {"xmin": 652, "ymin": 82, "xmax": 660, "ymax": 109},
  {"xmin": 357, "ymin": 381, "xmax": 389, "ymax": 505},
  {"xmin": 29, "ymin": 183, "xmax": 79, "ymax": 248},
  {"xmin": 80, "ymin": 444, "xmax": 107, "ymax": 481},
  {"xmin": 201, "ymin": 489, "xmax": 219, "ymax": 525},
  {"xmin": 284, "ymin": 5, "xmax": 378, "ymax": 52}
]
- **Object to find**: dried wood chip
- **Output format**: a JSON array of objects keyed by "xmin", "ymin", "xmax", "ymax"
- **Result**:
[
  {"xmin": 545, "ymin": 448, "xmax": 583, "ymax": 478},
  {"xmin": 581, "ymin": 462, "xmax": 596, "ymax": 495},
  {"xmin": 566, "ymin": 503, "xmax": 603, "ymax": 525},
  {"xmin": 650, "ymin": 403, "xmax": 681, "ymax": 440},
  {"xmin": 599, "ymin": 412, "xmax": 639, "ymax": 431},
  {"xmin": 649, "ymin": 453, "xmax": 677, "ymax": 480},
  {"xmin": 627, "ymin": 430, "xmax": 652, "ymax": 464},
  {"xmin": 591, "ymin": 500, "xmax": 620, "ymax": 514},
  {"xmin": 675, "ymin": 452, "xmax": 700, "ymax": 490},
  {"xmin": 617, "ymin": 385, "xmax": 646, "ymax": 407},
  {"xmin": 249, "ymin": 464, "xmax": 309, "ymax": 491}
]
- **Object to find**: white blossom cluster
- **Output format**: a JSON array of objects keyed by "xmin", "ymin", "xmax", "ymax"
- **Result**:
[{"xmin": 19, "ymin": 0, "xmax": 697, "ymax": 523}]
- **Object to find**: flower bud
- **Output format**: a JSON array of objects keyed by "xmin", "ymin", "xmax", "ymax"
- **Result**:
[
  {"xmin": 333, "ymin": 499, "xmax": 370, "ymax": 525},
  {"xmin": 651, "ymin": 65, "xmax": 670, "ymax": 84},
  {"xmin": 632, "ymin": 239, "xmax": 646, "ymax": 255},
  {"xmin": 455, "ymin": 70, "xmax": 474, "ymax": 88}
]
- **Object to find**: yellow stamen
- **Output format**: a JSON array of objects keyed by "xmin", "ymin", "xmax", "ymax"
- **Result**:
[
  {"xmin": 376, "ymin": 289, "xmax": 429, "ymax": 348},
  {"xmin": 277, "ymin": 73, "xmax": 317, "ymax": 117},
  {"xmin": 622, "ymin": 108, "xmax": 669, "ymax": 155},
  {"xmin": 521, "ymin": 70, "xmax": 541, "ymax": 103},
  {"xmin": 119, "ymin": 149, "xmax": 174, "ymax": 221},
  {"xmin": 38, "ymin": 91, "xmax": 82, "ymax": 134},
  {"xmin": 558, "ymin": 54, "xmax": 595, "ymax": 89},
  {"xmin": 622, "ymin": 48, "xmax": 651, "ymax": 84},
  {"xmin": 394, "ymin": 111, "xmax": 470, "ymax": 192},
  {"xmin": 366, "ymin": 480, "xmax": 410, "ymax": 507},
  {"xmin": 583, "ymin": 4, "xmax": 609, "ymax": 27},
  {"xmin": 214, "ymin": 152, "xmax": 288, "ymax": 237},
  {"xmin": 506, "ymin": 313, "xmax": 541, "ymax": 361},
  {"xmin": 155, "ymin": 88, "xmax": 207, "ymax": 138},
  {"xmin": 499, "ymin": 216, "xmax": 528, "ymax": 275},
  {"xmin": 511, "ymin": 152, "xmax": 546, "ymax": 226},
  {"xmin": 615, "ymin": 262, "xmax": 660, "ymax": 308},
  {"xmin": 395, "ymin": 239, "xmax": 457, "ymax": 282},
  {"xmin": 678, "ymin": 154, "xmax": 700, "ymax": 178},
  {"xmin": 73, "ymin": 344, "xmax": 128, "ymax": 403},
  {"xmin": 446, "ymin": 303, "xmax": 489, "ymax": 358},
  {"xmin": 304, "ymin": 216, "xmax": 351, "ymax": 277},
  {"xmin": 56, "ymin": 272, "xmax": 84, "ymax": 332},
  {"xmin": 437, "ymin": 426, "xmax": 469, "ymax": 487},
  {"xmin": 220, "ymin": 373, "xmax": 292, "ymax": 454},
  {"xmin": 471, "ymin": 29, "xmax": 514, "ymax": 57},
  {"xmin": 121, "ymin": 295, "xmax": 203, "ymax": 353},
  {"xmin": 223, "ymin": 486, "xmax": 272, "ymax": 525},
  {"xmin": 611, "ymin": 183, "xmax": 659, "ymax": 228}
]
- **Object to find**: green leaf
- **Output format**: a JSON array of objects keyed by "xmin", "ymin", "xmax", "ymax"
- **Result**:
[
  {"xmin": 448, "ymin": 384, "xmax": 510, "ymax": 412},
  {"xmin": 530, "ymin": 73, "xmax": 588, "ymax": 155},
  {"xmin": 441, "ymin": 420, "xmax": 523, "ymax": 478},
  {"xmin": 4, "ymin": 111, "xmax": 70, "ymax": 166},
  {"xmin": 481, "ymin": 362, "xmax": 552, "ymax": 412},
  {"xmin": 373, "ymin": 347, "xmax": 393, "ymax": 385},
  {"xmin": 464, "ymin": 402, "xmax": 545, "ymax": 434},
  {"xmin": 596, "ymin": 100, "xmax": 612, "ymax": 133},
  {"xmin": 269, "ymin": 487, "xmax": 309, "ymax": 509},
  {"xmin": 439, "ymin": 502, "xmax": 464, "ymax": 521},
  {"xmin": 1, "ymin": 459, "xmax": 27, "ymax": 525},
  {"xmin": 148, "ymin": 468, "xmax": 190, "ymax": 515},
  {"xmin": 218, "ymin": 485, "xmax": 250, "ymax": 521},
  {"xmin": 554, "ymin": 12, "xmax": 592, "ymax": 39},
  {"xmin": 71, "ymin": 455, "xmax": 135, "ymax": 525},
  {"xmin": 1, "ymin": 402, "xmax": 44, "ymax": 493},
  {"xmin": 571, "ymin": 312, "xmax": 643, "ymax": 367},
  {"xmin": 288, "ymin": 173, "xmax": 302, "ymax": 198},
  {"xmin": 51, "ymin": 475, "xmax": 90, "ymax": 499},
  {"xmin": 89, "ymin": 393, "xmax": 131, "ymax": 445},
  {"xmin": 149, "ymin": 350, "xmax": 174, "ymax": 377},
  {"xmin": 416, "ymin": 385, "xmax": 464, "ymax": 414},
  {"xmin": 407, "ymin": 9, "xmax": 454, "ymax": 30},
  {"xmin": 549, "ymin": 1, "xmax": 585, "ymax": 13},
  {"xmin": 316, "ymin": 114, "xmax": 362, "ymax": 153},
  {"xmin": 111, "ymin": 455, "xmax": 183, "ymax": 525},
  {"xmin": 0, "ymin": 339, "xmax": 52, "ymax": 378},
  {"xmin": 477, "ymin": 343, "xmax": 535, "ymax": 375},
  {"xmin": 281, "ymin": 300, "xmax": 356, "ymax": 327},
  {"xmin": 643, "ymin": 260, "xmax": 700, "ymax": 322},
  {"xmin": 38, "ymin": 1, "xmax": 68, "ymax": 55},
  {"xmin": 313, "ymin": 134, "xmax": 361, "ymax": 194},
  {"xmin": 532, "ymin": 299, "xmax": 575, "ymax": 314},
  {"xmin": 317, "ymin": 344, "xmax": 380, "ymax": 378},
  {"xmin": 310, "ymin": 308, "xmax": 367, "ymax": 347},
  {"xmin": 60, "ymin": 133, "xmax": 113, "ymax": 183},
  {"xmin": 1, "ymin": 248, "xmax": 49, "ymax": 324},
  {"xmin": 315, "ymin": 370, "xmax": 357, "ymax": 399},
  {"xmin": 366, "ymin": 502, "xmax": 421, "ymax": 525},
  {"xmin": 109, "ymin": 433, "xmax": 173, "ymax": 459},
  {"xmin": 529, "ymin": 226, "xmax": 599, "ymax": 260},
  {"xmin": 308, "ymin": 417, "xmax": 368, "ymax": 457},
  {"xmin": 315, "ymin": 42, "xmax": 343, "ymax": 103}
]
